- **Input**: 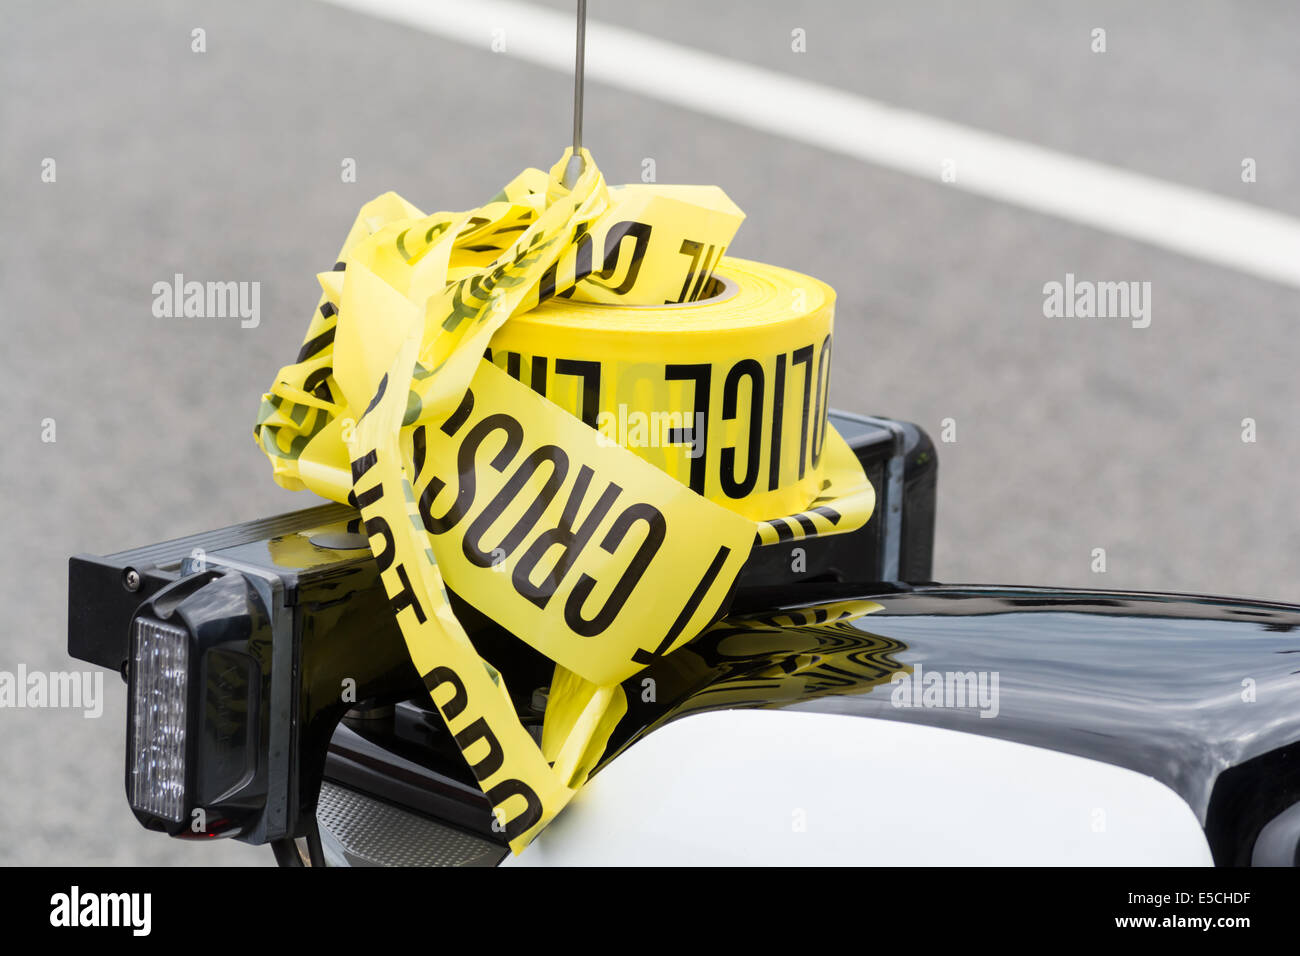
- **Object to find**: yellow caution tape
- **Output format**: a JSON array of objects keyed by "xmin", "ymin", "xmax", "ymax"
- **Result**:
[{"xmin": 254, "ymin": 149, "xmax": 875, "ymax": 851}]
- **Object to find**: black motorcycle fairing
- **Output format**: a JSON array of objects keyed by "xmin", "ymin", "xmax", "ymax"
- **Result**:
[{"xmin": 597, "ymin": 585, "xmax": 1300, "ymax": 864}]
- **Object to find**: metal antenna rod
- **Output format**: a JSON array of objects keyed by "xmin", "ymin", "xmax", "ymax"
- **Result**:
[{"xmin": 562, "ymin": 0, "xmax": 588, "ymax": 188}]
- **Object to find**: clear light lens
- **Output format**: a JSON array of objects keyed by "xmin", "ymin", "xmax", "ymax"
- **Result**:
[{"xmin": 128, "ymin": 618, "xmax": 189, "ymax": 823}]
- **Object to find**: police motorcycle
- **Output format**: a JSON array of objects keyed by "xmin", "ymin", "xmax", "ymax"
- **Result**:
[
  {"xmin": 63, "ymin": 3, "xmax": 1300, "ymax": 868},
  {"xmin": 65, "ymin": 404, "xmax": 1300, "ymax": 867}
]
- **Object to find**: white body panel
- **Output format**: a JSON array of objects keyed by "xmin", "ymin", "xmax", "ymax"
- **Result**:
[{"xmin": 505, "ymin": 709, "xmax": 1213, "ymax": 866}]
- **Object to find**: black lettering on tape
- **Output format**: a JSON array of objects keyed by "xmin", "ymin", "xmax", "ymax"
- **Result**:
[
  {"xmin": 720, "ymin": 359, "xmax": 764, "ymax": 498},
  {"xmin": 351, "ymin": 449, "xmax": 379, "ymax": 484},
  {"xmin": 462, "ymin": 444, "xmax": 569, "ymax": 567},
  {"xmin": 539, "ymin": 228, "xmax": 593, "ymax": 303},
  {"xmin": 591, "ymin": 221, "xmax": 652, "ymax": 295},
  {"xmin": 541, "ymin": 220, "xmax": 656, "ymax": 301},
  {"xmin": 530, "ymin": 356, "xmax": 547, "ymax": 396},
  {"xmin": 359, "ymin": 373, "xmax": 389, "ymax": 422},
  {"xmin": 389, "ymin": 561, "xmax": 427, "ymax": 624},
  {"xmin": 454, "ymin": 717, "xmax": 505, "ymax": 783},
  {"xmin": 555, "ymin": 359, "xmax": 601, "ymax": 428},
  {"xmin": 564, "ymin": 503, "xmax": 666, "ymax": 637},
  {"xmin": 673, "ymin": 239, "xmax": 704, "ymax": 304},
  {"xmin": 355, "ymin": 483, "xmax": 383, "ymax": 510},
  {"xmin": 362, "ymin": 515, "xmax": 396, "ymax": 572},
  {"xmin": 421, "ymin": 412, "xmax": 523, "ymax": 535},
  {"xmin": 665, "ymin": 363, "xmax": 711, "ymax": 494},
  {"xmin": 486, "ymin": 778, "xmax": 544, "ymax": 843},
  {"xmin": 422, "ymin": 666, "xmax": 468, "ymax": 721},
  {"xmin": 632, "ymin": 543, "xmax": 733, "ymax": 665},
  {"xmin": 558, "ymin": 228, "xmax": 592, "ymax": 300},
  {"xmin": 412, "ymin": 425, "xmax": 427, "ymax": 477},
  {"xmin": 810, "ymin": 334, "xmax": 832, "ymax": 467},
  {"xmin": 442, "ymin": 387, "xmax": 476, "ymax": 437},
  {"xmin": 512, "ymin": 465, "xmax": 622, "ymax": 608},
  {"xmin": 791, "ymin": 345, "xmax": 814, "ymax": 479},
  {"xmin": 768, "ymin": 353, "xmax": 786, "ymax": 491},
  {"xmin": 690, "ymin": 244, "xmax": 722, "ymax": 302}
]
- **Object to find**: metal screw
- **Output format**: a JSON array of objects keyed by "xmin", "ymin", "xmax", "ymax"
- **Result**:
[{"xmin": 123, "ymin": 568, "xmax": 141, "ymax": 592}]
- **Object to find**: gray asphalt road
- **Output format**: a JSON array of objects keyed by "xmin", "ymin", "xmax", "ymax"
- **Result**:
[{"xmin": 3, "ymin": 0, "xmax": 1299, "ymax": 865}]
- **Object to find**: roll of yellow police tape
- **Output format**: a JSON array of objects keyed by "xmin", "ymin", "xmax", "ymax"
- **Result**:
[
  {"xmin": 253, "ymin": 149, "xmax": 875, "ymax": 853},
  {"xmin": 486, "ymin": 257, "xmax": 838, "ymax": 523}
]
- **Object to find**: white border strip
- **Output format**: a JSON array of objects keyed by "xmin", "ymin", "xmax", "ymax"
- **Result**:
[{"xmin": 323, "ymin": 0, "xmax": 1300, "ymax": 289}]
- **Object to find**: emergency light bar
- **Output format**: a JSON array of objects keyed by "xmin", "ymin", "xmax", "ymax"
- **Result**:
[{"xmin": 69, "ymin": 411, "xmax": 936, "ymax": 846}]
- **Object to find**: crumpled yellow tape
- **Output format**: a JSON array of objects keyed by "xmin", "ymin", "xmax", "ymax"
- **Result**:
[{"xmin": 254, "ymin": 149, "xmax": 874, "ymax": 852}]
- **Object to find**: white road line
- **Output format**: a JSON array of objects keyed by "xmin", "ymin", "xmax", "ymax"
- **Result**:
[{"xmin": 322, "ymin": 0, "xmax": 1300, "ymax": 290}]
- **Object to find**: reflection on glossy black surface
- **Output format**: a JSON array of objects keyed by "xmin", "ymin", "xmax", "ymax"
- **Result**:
[{"xmin": 604, "ymin": 585, "xmax": 1300, "ymax": 865}]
